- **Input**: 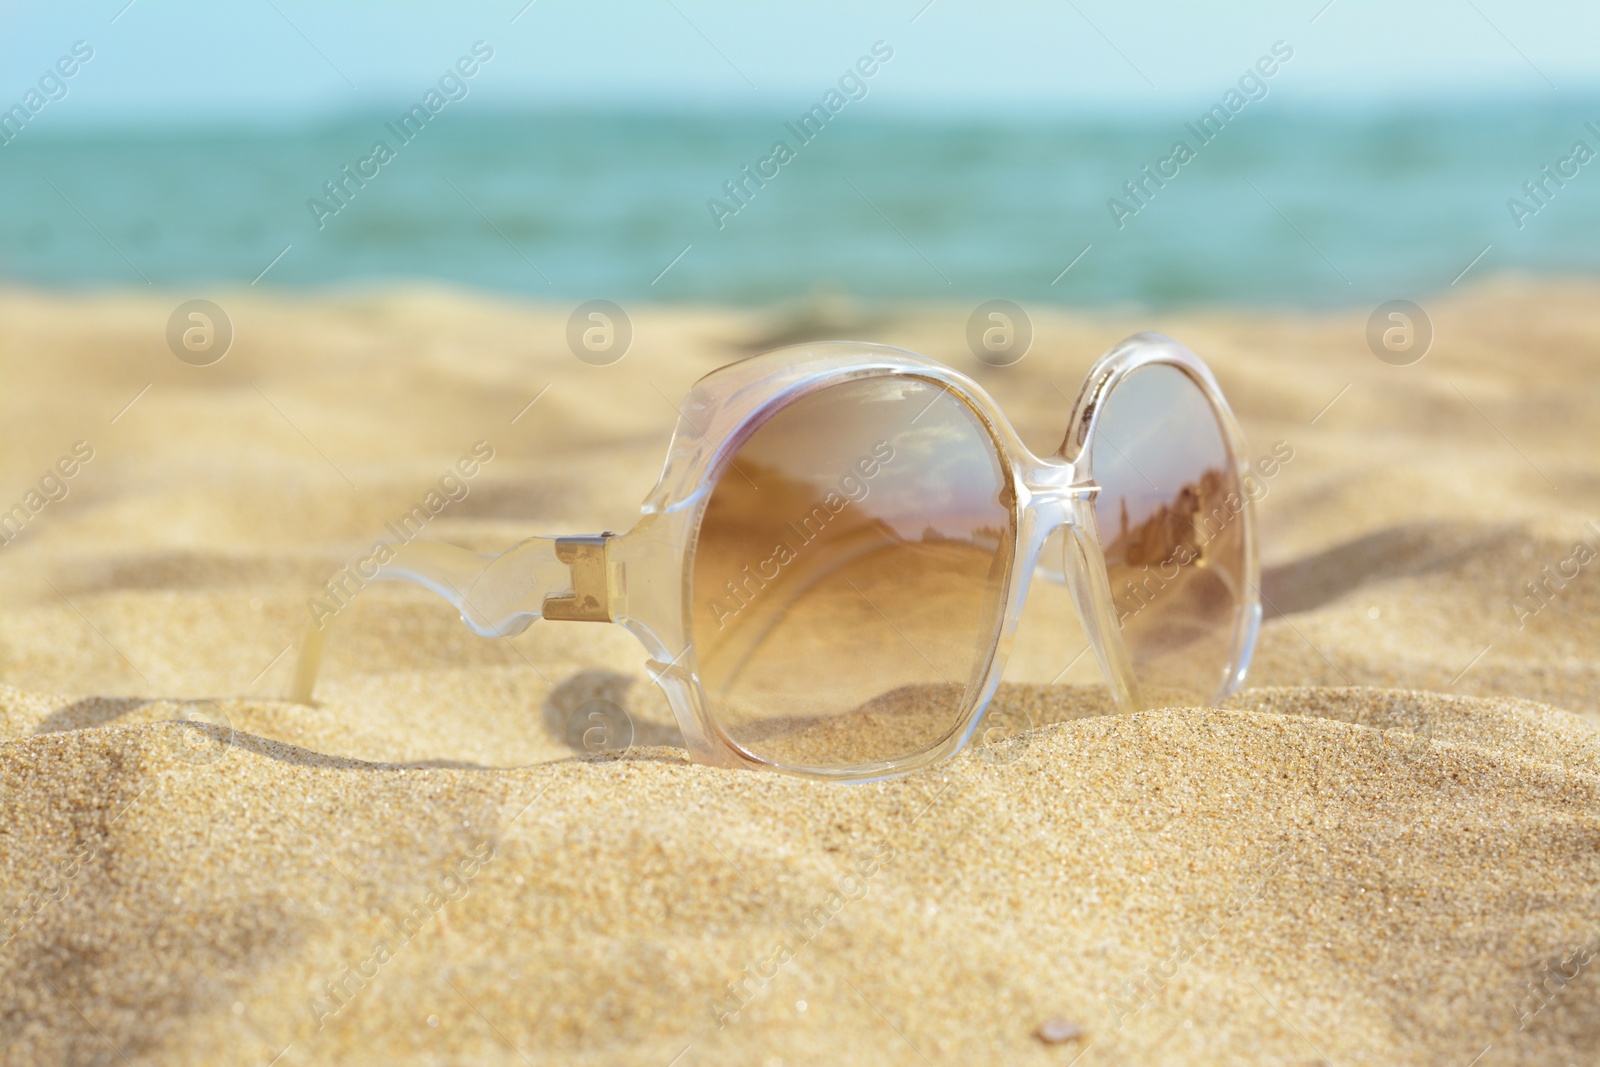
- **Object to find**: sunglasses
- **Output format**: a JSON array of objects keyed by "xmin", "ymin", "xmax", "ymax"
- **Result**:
[{"xmin": 291, "ymin": 333, "xmax": 1260, "ymax": 782}]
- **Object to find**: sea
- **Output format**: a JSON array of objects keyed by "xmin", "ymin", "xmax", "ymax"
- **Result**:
[{"xmin": 2, "ymin": 99, "xmax": 1598, "ymax": 310}]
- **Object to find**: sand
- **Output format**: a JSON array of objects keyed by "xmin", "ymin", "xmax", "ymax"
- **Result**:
[{"xmin": 1, "ymin": 280, "xmax": 1598, "ymax": 1064}]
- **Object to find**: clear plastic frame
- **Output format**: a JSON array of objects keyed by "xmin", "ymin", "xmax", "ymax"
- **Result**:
[{"xmin": 290, "ymin": 333, "xmax": 1261, "ymax": 782}]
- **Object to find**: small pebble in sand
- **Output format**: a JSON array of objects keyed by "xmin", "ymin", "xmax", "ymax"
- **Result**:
[{"xmin": 1035, "ymin": 1018, "xmax": 1084, "ymax": 1044}]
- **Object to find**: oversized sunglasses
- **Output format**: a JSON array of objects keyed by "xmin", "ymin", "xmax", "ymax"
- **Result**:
[{"xmin": 291, "ymin": 333, "xmax": 1260, "ymax": 782}]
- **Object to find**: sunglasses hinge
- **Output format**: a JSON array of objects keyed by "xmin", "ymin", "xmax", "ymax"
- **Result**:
[{"xmin": 543, "ymin": 533, "xmax": 615, "ymax": 623}]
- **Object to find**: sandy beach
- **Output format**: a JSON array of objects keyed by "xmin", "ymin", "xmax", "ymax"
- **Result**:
[{"xmin": 2, "ymin": 280, "xmax": 1599, "ymax": 1064}]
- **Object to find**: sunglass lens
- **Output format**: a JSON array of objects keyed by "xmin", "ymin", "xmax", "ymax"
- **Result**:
[
  {"xmin": 1089, "ymin": 363, "xmax": 1250, "ymax": 706},
  {"xmin": 692, "ymin": 376, "xmax": 1015, "ymax": 773}
]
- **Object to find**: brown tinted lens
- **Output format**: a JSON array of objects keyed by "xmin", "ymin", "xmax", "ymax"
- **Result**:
[
  {"xmin": 692, "ymin": 376, "xmax": 1014, "ymax": 772},
  {"xmin": 1091, "ymin": 363, "xmax": 1247, "ymax": 705}
]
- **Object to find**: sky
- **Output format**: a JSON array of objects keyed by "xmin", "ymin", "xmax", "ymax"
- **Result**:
[{"xmin": 3, "ymin": 0, "xmax": 1596, "ymax": 126}]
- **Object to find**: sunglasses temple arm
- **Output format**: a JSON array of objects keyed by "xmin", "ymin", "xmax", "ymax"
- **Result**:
[{"xmin": 288, "ymin": 535, "xmax": 599, "ymax": 703}]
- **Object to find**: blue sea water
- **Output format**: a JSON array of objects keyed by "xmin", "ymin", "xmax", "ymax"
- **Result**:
[{"xmin": 2, "ymin": 100, "xmax": 1599, "ymax": 309}]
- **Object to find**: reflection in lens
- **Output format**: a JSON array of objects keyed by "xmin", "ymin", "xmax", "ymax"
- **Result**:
[
  {"xmin": 1090, "ymin": 363, "xmax": 1247, "ymax": 706},
  {"xmin": 692, "ymin": 376, "xmax": 1014, "ymax": 772}
]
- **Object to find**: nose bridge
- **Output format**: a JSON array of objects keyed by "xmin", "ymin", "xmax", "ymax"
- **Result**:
[
  {"xmin": 1013, "ymin": 454, "xmax": 1099, "ymax": 595},
  {"xmin": 1019, "ymin": 455, "xmax": 1096, "ymax": 528}
]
